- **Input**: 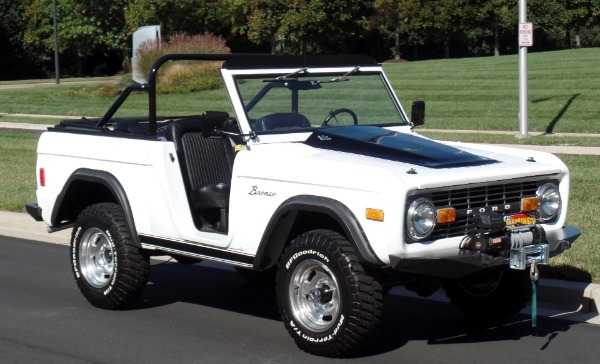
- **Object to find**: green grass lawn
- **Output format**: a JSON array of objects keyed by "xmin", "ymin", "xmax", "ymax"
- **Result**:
[
  {"xmin": 1, "ymin": 48, "xmax": 599, "ymax": 135},
  {"xmin": 385, "ymin": 48, "xmax": 600, "ymax": 133},
  {"xmin": 0, "ymin": 83, "xmax": 232, "ymax": 119},
  {"xmin": 0, "ymin": 131, "xmax": 37, "ymax": 212}
]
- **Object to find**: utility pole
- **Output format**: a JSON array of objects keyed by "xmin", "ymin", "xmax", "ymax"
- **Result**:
[
  {"xmin": 52, "ymin": 0, "xmax": 60, "ymax": 85},
  {"xmin": 517, "ymin": 0, "xmax": 532, "ymax": 138}
]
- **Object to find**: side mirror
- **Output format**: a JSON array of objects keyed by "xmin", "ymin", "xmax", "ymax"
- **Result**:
[
  {"xmin": 201, "ymin": 111, "xmax": 229, "ymax": 137},
  {"xmin": 411, "ymin": 101, "xmax": 425, "ymax": 126}
]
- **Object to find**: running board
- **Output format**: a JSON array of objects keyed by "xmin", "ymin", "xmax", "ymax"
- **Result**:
[{"xmin": 139, "ymin": 234, "xmax": 254, "ymax": 268}]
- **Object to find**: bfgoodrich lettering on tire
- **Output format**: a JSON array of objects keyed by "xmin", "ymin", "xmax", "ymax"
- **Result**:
[
  {"xmin": 276, "ymin": 229, "xmax": 383, "ymax": 357},
  {"xmin": 71, "ymin": 203, "xmax": 149, "ymax": 310}
]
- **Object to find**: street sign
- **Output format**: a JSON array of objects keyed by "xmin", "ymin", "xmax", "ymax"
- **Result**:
[{"xmin": 519, "ymin": 22, "xmax": 533, "ymax": 47}]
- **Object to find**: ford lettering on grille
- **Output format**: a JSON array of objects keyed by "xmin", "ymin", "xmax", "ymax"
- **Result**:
[{"xmin": 426, "ymin": 180, "xmax": 539, "ymax": 240}]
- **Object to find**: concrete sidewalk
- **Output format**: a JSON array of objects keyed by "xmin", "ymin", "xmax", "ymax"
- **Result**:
[
  {"xmin": 1, "ymin": 209, "xmax": 598, "ymax": 325},
  {"xmin": 494, "ymin": 143, "xmax": 600, "ymax": 155},
  {"xmin": 0, "ymin": 210, "xmax": 71, "ymax": 245}
]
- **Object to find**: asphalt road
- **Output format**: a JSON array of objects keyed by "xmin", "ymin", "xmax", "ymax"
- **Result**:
[{"xmin": 2, "ymin": 235, "xmax": 600, "ymax": 364}]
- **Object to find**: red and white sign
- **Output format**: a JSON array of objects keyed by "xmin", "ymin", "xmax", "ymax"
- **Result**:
[{"xmin": 519, "ymin": 22, "xmax": 533, "ymax": 47}]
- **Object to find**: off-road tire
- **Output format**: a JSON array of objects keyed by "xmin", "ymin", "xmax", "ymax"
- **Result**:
[
  {"xmin": 443, "ymin": 267, "xmax": 531, "ymax": 319},
  {"xmin": 276, "ymin": 229, "xmax": 383, "ymax": 357},
  {"xmin": 71, "ymin": 203, "xmax": 149, "ymax": 310}
]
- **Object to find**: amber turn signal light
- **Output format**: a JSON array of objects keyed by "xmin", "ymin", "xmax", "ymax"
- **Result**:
[
  {"xmin": 366, "ymin": 208, "xmax": 384, "ymax": 222},
  {"xmin": 436, "ymin": 207, "xmax": 456, "ymax": 224},
  {"xmin": 521, "ymin": 197, "xmax": 539, "ymax": 212}
]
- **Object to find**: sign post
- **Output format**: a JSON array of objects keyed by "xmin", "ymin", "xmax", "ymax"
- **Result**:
[{"xmin": 517, "ymin": 0, "xmax": 531, "ymax": 138}]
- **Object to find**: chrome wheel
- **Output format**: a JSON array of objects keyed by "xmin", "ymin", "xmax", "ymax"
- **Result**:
[
  {"xmin": 289, "ymin": 259, "xmax": 340, "ymax": 332},
  {"xmin": 277, "ymin": 230, "xmax": 384, "ymax": 357},
  {"xmin": 72, "ymin": 203, "xmax": 149, "ymax": 309},
  {"xmin": 79, "ymin": 227, "xmax": 115, "ymax": 288}
]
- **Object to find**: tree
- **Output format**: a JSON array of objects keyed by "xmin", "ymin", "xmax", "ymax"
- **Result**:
[
  {"xmin": 371, "ymin": 0, "xmax": 404, "ymax": 59},
  {"xmin": 0, "ymin": 0, "xmax": 47, "ymax": 79},
  {"xmin": 563, "ymin": 0, "xmax": 596, "ymax": 48},
  {"xmin": 125, "ymin": 1, "xmax": 246, "ymax": 50},
  {"xmin": 24, "ymin": 0, "xmax": 130, "ymax": 75},
  {"xmin": 395, "ymin": 0, "xmax": 472, "ymax": 59},
  {"xmin": 528, "ymin": 0, "xmax": 597, "ymax": 48},
  {"xmin": 13, "ymin": 0, "xmax": 600, "ymax": 78},
  {"xmin": 473, "ymin": 0, "xmax": 516, "ymax": 56},
  {"xmin": 124, "ymin": 0, "xmax": 159, "ymax": 37},
  {"xmin": 239, "ymin": 0, "xmax": 374, "ymax": 55}
]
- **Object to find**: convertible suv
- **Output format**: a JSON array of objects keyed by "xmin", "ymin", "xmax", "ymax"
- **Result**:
[{"xmin": 27, "ymin": 54, "xmax": 580, "ymax": 357}]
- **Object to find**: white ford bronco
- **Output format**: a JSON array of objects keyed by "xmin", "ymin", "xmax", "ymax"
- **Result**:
[{"xmin": 27, "ymin": 54, "xmax": 580, "ymax": 357}]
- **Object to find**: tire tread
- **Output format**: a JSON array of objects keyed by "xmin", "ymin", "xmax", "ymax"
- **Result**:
[
  {"xmin": 277, "ymin": 229, "xmax": 383, "ymax": 357},
  {"xmin": 72, "ymin": 203, "xmax": 149, "ymax": 310}
]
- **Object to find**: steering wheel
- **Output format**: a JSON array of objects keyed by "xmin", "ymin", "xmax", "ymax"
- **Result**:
[{"xmin": 322, "ymin": 108, "xmax": 358, "ymax": 126}]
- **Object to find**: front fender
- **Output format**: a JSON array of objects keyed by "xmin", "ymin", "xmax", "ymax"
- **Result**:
[{"xmin": 253, "ymin": 195, "xmax": 383, "ymax": 269}]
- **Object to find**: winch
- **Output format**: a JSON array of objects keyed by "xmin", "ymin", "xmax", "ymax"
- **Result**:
[{"xmin": 460, "ymin": 212, "xmax": 549, "ymax": 270}]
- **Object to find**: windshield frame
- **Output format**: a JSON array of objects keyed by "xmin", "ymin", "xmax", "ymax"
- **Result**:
[{"xmin": 221, "ymin": 66, "xmax": 410, "ymax": 136}]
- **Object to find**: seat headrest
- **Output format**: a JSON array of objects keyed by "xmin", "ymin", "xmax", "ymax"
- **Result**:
[
  {"xmin": 201, "ymin": 111, "xmax": 230, "ymax": 138},
  {"xmin": 254, "ymin": 113, "xmax": 311, "ymax": 131}
]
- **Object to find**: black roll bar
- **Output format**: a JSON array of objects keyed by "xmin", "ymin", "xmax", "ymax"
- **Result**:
[
  {"xmin": 97, "ymin": 53, "xmax": 275, "ymax": 137},
  {"xmin": 147, "ymin": 54, "xmax": 235, "ymax": 136},
  {"xmin": 96, "ymin": 83, "xmax": 149, "ymax": 127}
]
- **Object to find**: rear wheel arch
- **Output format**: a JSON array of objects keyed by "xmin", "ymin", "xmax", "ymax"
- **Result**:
[
  {"xmin": 52, "ymin": 168, "xmax": 140, "ymax": 247},
  {"xmin": 253, "ymin": 195, "xmax": 383, "ymax": 270}
]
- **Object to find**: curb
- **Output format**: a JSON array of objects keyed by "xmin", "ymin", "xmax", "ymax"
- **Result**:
[
  {"xmin": 1, "ymin": 210, "xmax": 598, "ymax": 325},
  {"xmin": 535, "ymin": 278, "xmax": 600, "ymax": 324},
  {"xmin": 495, "ymin": 144, "xmax": 600, "ymax": 156},
  {"xmin": 0, "ymin": 121, "xmax": 51, "ymax": 131},
  {"xmin": 0, "ymin": 211, "xmax": 71, "ymax": 245},
  {"xmin": 422, "ymin": 128, "xmax": 600, "ymax": 138}
]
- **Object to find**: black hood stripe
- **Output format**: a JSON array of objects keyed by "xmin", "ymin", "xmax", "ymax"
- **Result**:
[{"xmin": 304, "ymin": 126, "xmax": 498, "ymax": 168}]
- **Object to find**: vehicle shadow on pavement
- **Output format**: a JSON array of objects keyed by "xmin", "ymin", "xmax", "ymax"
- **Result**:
[
  {"xmin": 133, "ymin": 261, "xmax": 280, "ymax": 320},
  {"xmin": 133, "ymin": 261, "xmax": 577, "ymax": 357},
  {"xmin": 361, "ymin": 294, "xmax": 574, "ymax": 357}
]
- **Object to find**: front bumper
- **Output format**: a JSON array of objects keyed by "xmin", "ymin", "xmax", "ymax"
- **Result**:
[{"xmin": 389, "ymin": 225, "xmax": 581, "ymax": 279}]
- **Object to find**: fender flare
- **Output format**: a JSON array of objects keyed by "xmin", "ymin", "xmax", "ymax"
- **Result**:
[
  {"xmin": 253, "ymin": 195, "xmax": 384, "ymax": 269},
  {"xmin": 51, "ymin": 168, "xmax": 141, "ymax": 247}
]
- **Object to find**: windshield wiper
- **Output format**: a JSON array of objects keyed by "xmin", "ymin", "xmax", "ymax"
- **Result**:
[
  {"xmin": 262, "ymin": 67, "xmax": 308, "ymax": 82},
  {"xmin": 318, "ymin": 66, "xmax": 360, "ymax": 84}
]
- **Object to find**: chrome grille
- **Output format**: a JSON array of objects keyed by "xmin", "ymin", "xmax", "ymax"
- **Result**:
[{"xmin": 428, "ymin": 180, "xmax": 539, "ymax": 239}]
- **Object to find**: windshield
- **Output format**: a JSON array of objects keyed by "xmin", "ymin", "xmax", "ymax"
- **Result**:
[{"xmin": 234, "ymin": 71, "xmax": 407, "ymax": 133}]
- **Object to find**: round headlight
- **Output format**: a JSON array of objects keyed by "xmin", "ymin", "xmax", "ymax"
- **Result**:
[
  {"xmin": 407, "ymin": 198, "xmax": 436, "ymax": 240},
  {"xmin": 537, "ymin": 183, "xmax": 561, "ymax": 220}
]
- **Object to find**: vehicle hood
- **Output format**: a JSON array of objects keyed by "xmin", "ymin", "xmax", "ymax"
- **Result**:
[
  {"xmin": 242, "ymin": 126, "xmax": 565, "ymax": 193},
  {"xmin": 304, "ymin": 126, "xmax": 497, "ymax": 169}
]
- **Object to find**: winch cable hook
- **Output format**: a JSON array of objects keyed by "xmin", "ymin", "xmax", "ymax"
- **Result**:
[{"xmin": 530, "ymin": 260, "xmax": 540, "ymax": 328}]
